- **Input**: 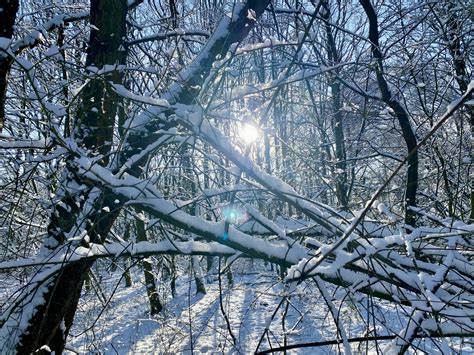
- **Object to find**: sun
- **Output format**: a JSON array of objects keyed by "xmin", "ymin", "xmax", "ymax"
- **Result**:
[{"xmin": 240, "ymin": 122, "xmax": 260, "ymax": 145}]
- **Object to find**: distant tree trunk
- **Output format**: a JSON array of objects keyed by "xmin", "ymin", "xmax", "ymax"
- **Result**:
[
  {"xmin": 306, "ymin": 79, "xmax": 331, "ymax": 205},
  {"xmin": 192, "ymin": 256, "xmax": 207, "ymax": 294},
  {"xmin": 441, "ymin": 1, "xmax": 473, "ymax": 221},
  {"xmin": 14, "ymin": 0, "xmax": 128, "ymax": 352},
  {"xmin": 123, "ymin": 223, "xmax": 133, "ymax": 287},
  {"xmin": 322, "ymin": 0, "xmax": 349, "ymax": 210},
  {"xmin": 170, "ymin": 255, "xmax": 177, "ymax": 297},
  {"xmin": 136, "ymin": 218, "xmax": 163, "ymax": 314},
  {"xmin": 124, "ymin": 259, "xmax": 133, "ymax": 287},
  {"xmin": 0, "ymin": 0, "xmax": 19, "ymax": 132},
  {"xmin": 257, "ymin": 49, "xmax": 272, "ymax": 176},
  {"xmin": 181, "ymin": 145, "xmax": 207, "ymax": 295},
  {"xmin": 226, "ymin": 263, "xmax": 234, "ymax": 287},
  {"xmin": 57, "ymin": 25, "xmax": 71, "ymax": 136},
  {"xmin": 359, "ymin": 0, "xmax": 419, "ymax": 227}
]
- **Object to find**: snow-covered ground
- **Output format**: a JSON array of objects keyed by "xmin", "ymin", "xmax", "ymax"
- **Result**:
[
  {"xmin": 63, "ymin": 259, "xmax": 473, "ymax": 354},
  {"xmin": 0, "ymin": 257, "xmax": 471, "ymax": 354},
  {"xmin": 68, "ymin": 260, "xmax": 339, "ymax": 354}
]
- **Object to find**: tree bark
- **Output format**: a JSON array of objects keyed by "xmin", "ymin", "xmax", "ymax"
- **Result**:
[
  {"xmin": 16, "ymin": 261, "xmax": 93, "ymax": 354},
  {"xmin": 359, "ymin": 0, "xmax": 419, "ymax": 227},
  {"xmin": 14, "ymin": 0, "xmax": 128, "ymax": 352},
  {"xmin": 441, "ymin": 1, "xmax": 473, "ymax": 221},
  {"xmin": 0, "ymin": 0, "xmax": 20, "ymax": 132},
  {"xmin": 322, "ymin": 0, "xmax": 349, "ymax": 209},
  {"xmin": 136, "ymin": 218, "xmax": 163, "ymax": 314}
]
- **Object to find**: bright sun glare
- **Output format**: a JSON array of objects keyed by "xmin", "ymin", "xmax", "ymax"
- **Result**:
[{"xmin": 240, "ymin": 122, "xmax": 260, "ymax": 145}]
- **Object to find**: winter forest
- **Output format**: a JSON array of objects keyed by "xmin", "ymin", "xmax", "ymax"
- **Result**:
[{"xmin": 0, "ymin": 0, "xmax": 473, "ymax": 353}]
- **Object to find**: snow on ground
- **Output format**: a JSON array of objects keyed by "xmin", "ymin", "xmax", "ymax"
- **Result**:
[
  {"xmin": 49, "ymin": 258, "xmax": 471, "ymax": 354},
  {"xmin": 67, "ymin": 259, "xmax": 346, "ymax": 354},
  {"xmin": 1, "ymin": 258, "xmax": 472, "ymax": 354}
]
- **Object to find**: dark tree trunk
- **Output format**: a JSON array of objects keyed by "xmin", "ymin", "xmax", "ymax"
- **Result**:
[
  {"xmin": 0, "ymin": 0, "xmax": 20, "ymax": 132},
  {"xmin": 136, "ymin": 218, "xmax": 163, "ymax": 314},
  {"xmin": 322, "ymin": 0, "xmax": 349, "ymax": 209},
  {"xmin": 193, "ymin": 256, "xmax": 207, "ymax": 294},
  {"xmin": 170, "ymin": 256, "xmax": 177, "ymax": 297},
  {"xmin": 76, "ymin": 0, "xmax": 127, "ymax": 160},
  {"xmin": 359, "ymin": 0, "xmax": 419, "ymax": 227},
  {"xmin": 123, "ymin": 224, "xmax": 133, "ymax": 287},
  {"xmin": 442, "ymin": 1, "xmax": 473, "ymax": 221},
  {"xmin": 16, "ymin": 261, "xmax": 92, "ymax": 354},
  {"xmin": 14, "ymin": 0, "xmax": 128, "ymax": 352}
]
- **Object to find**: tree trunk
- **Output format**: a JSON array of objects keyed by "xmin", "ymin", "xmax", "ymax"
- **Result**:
[
  {"xmin": 193, "ymin": 256, "xmax": 207, "ymax": 294},
  {"xmin": 136, "ymin": 217, "xmax": 163, "ymax": 314},
  {"xmin": 15, "ymin": 261, "xmax": 92, "ymax": 354},
  {"xmin": 322, "ymin": 0, "xmax": 349, "ymax": 209},
  {"xmin": 0, "ymin": 0, "xmax": 19, "ymax": 132},
  {"xmin": 359, "ymin": 0, "xmax": 419, "ymax": 227},
  {"xmin": 442, "ymin": 1, "xmax": 474, "ymax": 221},
  {"xmin": 123, "ymin": 224, "xmax": 133, "ymax": 287},
  {"xmin": 12, "ymin": 0, "xmax": 128, "ymax": 352}
]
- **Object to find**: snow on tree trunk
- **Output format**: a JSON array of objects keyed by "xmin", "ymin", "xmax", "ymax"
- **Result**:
[{"xmin": 3, "ymin": 0, "xmax": 128, "ymax": 352}]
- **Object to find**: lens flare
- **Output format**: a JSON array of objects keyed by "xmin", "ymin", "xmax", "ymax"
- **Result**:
[
  {"xmin": 240, "ymin": 122, "xmax": 260, "ymax": 145},
  {"xmin": 222, "ymin": 206, "xmax": 246, "ymax": 224}
]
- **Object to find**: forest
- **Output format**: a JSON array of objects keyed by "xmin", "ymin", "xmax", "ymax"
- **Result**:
[{"xmin": 0, "ymin": 0, "xmax": 473, "ymax": 353}]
